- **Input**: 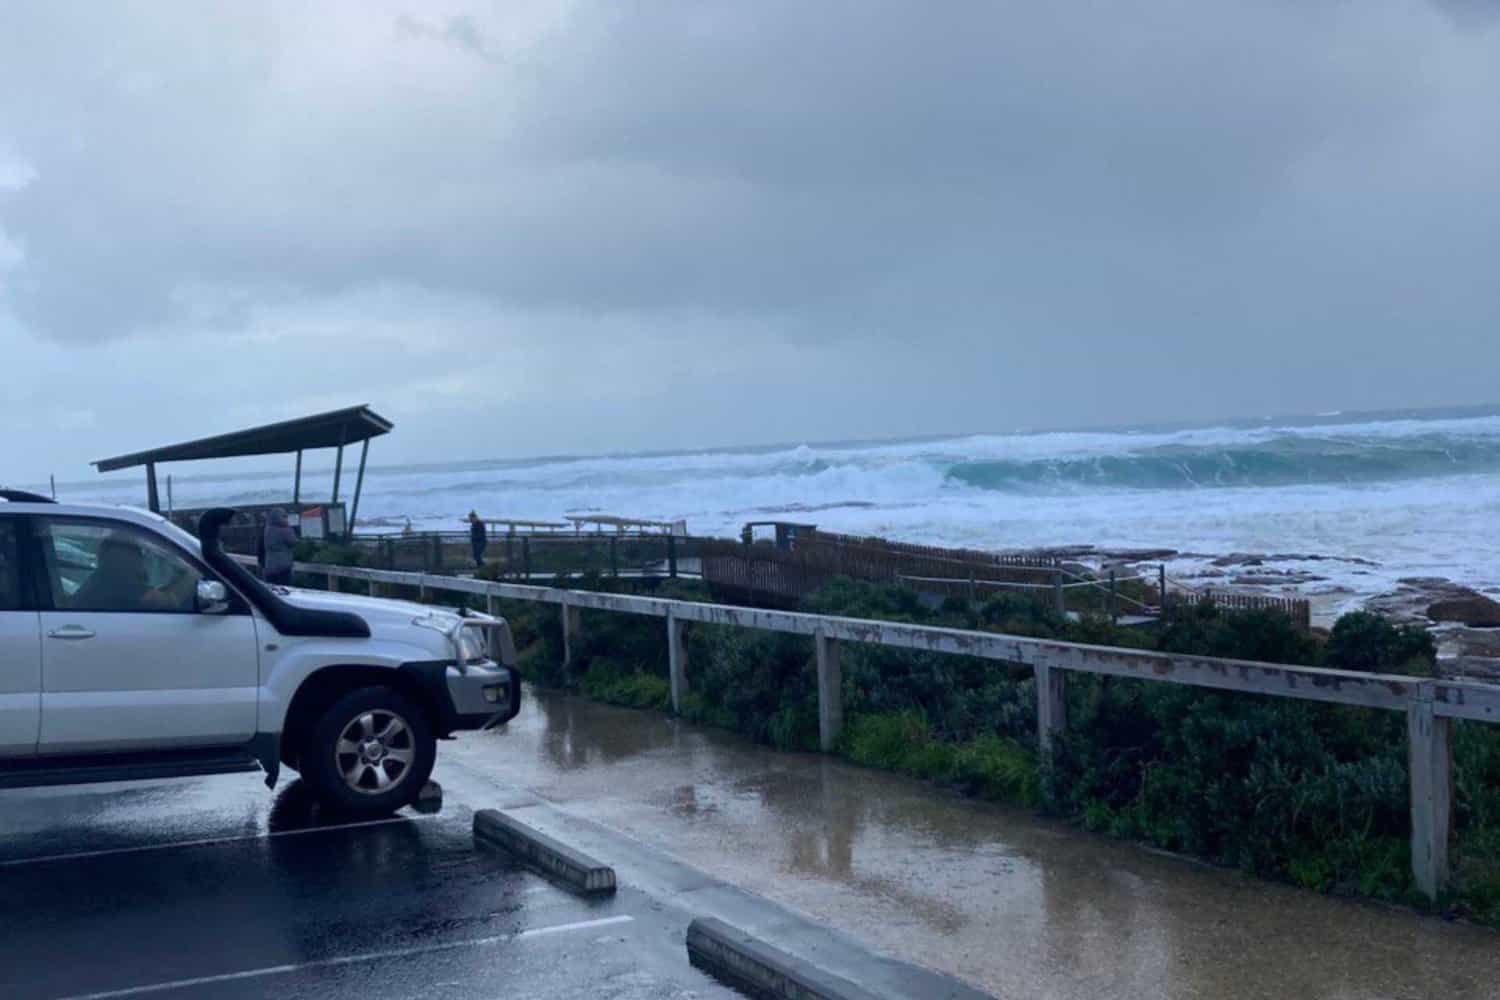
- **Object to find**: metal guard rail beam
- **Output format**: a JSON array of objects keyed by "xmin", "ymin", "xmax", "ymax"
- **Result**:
[{"xmin": 296, "ymin": 561, "xmax": 1499, "ymax": 723}]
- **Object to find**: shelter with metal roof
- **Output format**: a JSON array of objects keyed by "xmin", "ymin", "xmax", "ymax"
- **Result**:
[{"xmin": 93, "ymin": 405, "xmax": 393, "ymax": 537}]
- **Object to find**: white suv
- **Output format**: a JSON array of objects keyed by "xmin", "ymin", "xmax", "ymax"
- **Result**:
[{"xmin": 0, "ymin": 492, "xmax": 520, "ymax": 814}]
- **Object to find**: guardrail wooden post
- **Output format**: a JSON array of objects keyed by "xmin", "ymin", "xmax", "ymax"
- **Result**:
[
  {"xmin": 561, "ymin": 598, "xmax": 583, "ymax": 666},
  {"xmin": 1159, "ymin": 564, "xmax": 1167, "ymax": 613},
  {"xmin": 667, "ymin": 609, "xmax": 689, "ymax": 713},
  {"xmin": 609, "ymin": 536, "xmax": 619, "ymax": 578},
  {"xmin": 1036, "ymin": 660, "xmax": 1067, "ymax": 760},
  {"xmin": 486, "ymin": 591, "xmax": 498, "ymax": 616},
  {"xmin": 1409, "ymin": 683, "xmax": 1453, "ymax": 899},
  {"xmin": 327, "ymin": 570, "xmax": 337, "ymax": 593},
  {"xmin": 522, "ymin": 536, "xmax": 532, "ymax": 579},
  {"xmin": 667, "ymin": 535, "xmax": 678, "ymax": 579},
  {"xmin": 815, "ymin": 631, "xmax": 843, "ymax": 752},
  {"xmin": 418, "ymin": 573, "xmax": 427, "ymax": 601},
  {"xmin": 1108, "ymin": 569, "xmax": 1118, "ymax": 622},
  {"xmin": 1053, "ymin": 571, "xmax": 1065, "ymax": 616}
]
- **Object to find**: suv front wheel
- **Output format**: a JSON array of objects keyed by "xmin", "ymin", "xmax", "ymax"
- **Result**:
[{"xmin": 301, "ymin": 686, "xmax": 437, "ymax": 815}]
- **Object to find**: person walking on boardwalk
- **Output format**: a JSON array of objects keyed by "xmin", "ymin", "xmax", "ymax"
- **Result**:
[
  {"xmin": 263, "ymin": 508, "xmax": 298, "ymax": 586},
  {"xmin": 468, "ymin": 510, "xmax": 488, "ymax": 568}
]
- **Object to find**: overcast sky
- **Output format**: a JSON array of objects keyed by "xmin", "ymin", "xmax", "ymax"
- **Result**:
[{"xmin": 2, "ymin": 0, "xmax": 1498, "ymax": 483}]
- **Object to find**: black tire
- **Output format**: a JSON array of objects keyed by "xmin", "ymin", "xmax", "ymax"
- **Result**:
[{"xmin": 300, "ymin": 686, "xmax": 436, "ymax": 815}]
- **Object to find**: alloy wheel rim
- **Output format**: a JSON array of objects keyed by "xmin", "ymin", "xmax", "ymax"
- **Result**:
[{"xmin": 335, "ymin": 710, "xmax": 415, "ymax": 795}]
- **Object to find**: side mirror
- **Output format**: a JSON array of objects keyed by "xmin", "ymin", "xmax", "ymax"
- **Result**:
[{"xmin": 196, "ymin": 579, "xmax": 230, "ymax": 614}]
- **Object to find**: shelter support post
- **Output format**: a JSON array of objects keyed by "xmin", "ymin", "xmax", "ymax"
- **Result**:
[
  {"xmin": 145, "ymin": 463, "xmax": 160, "ymax": 513},
  {"xmin": 347, "ymin": 439, "xmax": 369, "ymax": 539},
  {"xmin": 293, "ymin": 450, "xmax": 303, "ymax": 504},
  {"xmin": 331, "ymin": 441, "xmax": 345, "ymax": 504}
]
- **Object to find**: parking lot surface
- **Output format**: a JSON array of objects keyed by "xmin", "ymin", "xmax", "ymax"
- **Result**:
[{"xmin": 0, "ymin": 774, "xmax": 742, "ymax": 1000}]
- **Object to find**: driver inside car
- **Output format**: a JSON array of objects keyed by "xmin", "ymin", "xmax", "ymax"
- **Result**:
[{"xmin": 70, "ymin": 535, "xmax": 192, "ymax": 612}]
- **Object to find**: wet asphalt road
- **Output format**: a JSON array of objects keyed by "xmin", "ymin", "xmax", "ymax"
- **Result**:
[
  {"xmin": 450, "ymin": 689, "xmax": 1500, "ymax": 1000},
  {"xmin": 0, "ymin": 777, "xmax": 743, "ymax": 1000},
  {"xmin": 14, "ymin": 681, "xmax": 1496, "ymax": 1000}
]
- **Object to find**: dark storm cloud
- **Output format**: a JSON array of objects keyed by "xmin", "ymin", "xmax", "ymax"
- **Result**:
[{"xmin": 0, "ymin": 0, "xmax": 1498, "ymax": 475}]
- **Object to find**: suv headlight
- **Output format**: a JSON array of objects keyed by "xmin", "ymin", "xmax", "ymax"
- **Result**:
[{"xmin": 412, "ymin": 613, "xmax": 487, "ymax": 665}]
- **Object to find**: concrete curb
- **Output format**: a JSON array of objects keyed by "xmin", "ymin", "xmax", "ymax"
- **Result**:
[
  {"xmin": 686, "ymin": 917, "xmax": 883, "ymax": 1000},
  {"xmin": 472, "ymin": 809, "xmax": 617, "ymax": 895}
]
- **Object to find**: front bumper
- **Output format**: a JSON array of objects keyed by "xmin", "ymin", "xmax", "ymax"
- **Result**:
[
  {"xmin": 398, "ymin": 660, "xmax": 522, "ymax": 735},
  {"xmin": 445, "ymin": 660, "xmax": 523, "ymax": 730}
]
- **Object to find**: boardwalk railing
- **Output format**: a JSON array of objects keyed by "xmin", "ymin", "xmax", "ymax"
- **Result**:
[
  {"xmin": 704, "ymin": 538, "xmax": 1313, "ymax": 627},
  {"xmin": 343, "ymin": 531, "xmax": 700, "ymax": 579},
  {"xmin": 293, "ymin": 560, "xmax": 1498, "ymax": 900},
  {"xmin": 701, "ymin": 536, "xmax": 1060, "ymax": 606}
]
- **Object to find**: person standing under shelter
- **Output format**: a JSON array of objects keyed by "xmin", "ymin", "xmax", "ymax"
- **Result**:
[
  {"xmin": 263, "ymin": 508, "xmax": 298, "ymax": 586},
  {"xmin": 468, "ymin": 511, "xmax": 487, "ymax": 568}
]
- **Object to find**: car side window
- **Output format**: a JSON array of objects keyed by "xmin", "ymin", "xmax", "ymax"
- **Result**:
[
  {"xmin": 40, "ymin": 520, "xmax": 204, "ymax": 614},
  {"xmin": 0, "ymin": 519, "xmax": 19, "ymax": 611}
]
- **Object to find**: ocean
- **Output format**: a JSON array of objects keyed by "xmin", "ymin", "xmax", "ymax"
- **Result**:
[{"xmin": 45, "ymin": 405, "xmax": 1500, "ymax": 620}]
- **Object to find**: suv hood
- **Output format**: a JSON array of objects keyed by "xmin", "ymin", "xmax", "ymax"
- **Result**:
[
  {"xmin": 276, "ymin": 587, "xmax": 478, "ymax": 657},
  {"xmin": 278, "ymin": 586, "xmax": 453, "ymax": 627}
]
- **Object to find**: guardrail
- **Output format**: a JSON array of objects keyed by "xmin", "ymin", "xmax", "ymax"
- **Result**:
[
  {"xmin": 293, "ymin": 560, "xmax": 1499, "ymax": 900},
  {"xmin": 345, "ymin": 531, "xmax": 697, "ymax": 578}
]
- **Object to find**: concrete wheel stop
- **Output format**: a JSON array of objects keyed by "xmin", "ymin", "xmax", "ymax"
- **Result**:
[
  {"xmin": 412, "ymin": 780, "xmax": 443, "ymax": 814},
  {"xmin": 472, "ymin": 808, "xmax": 617, "ymax": 895},
  {"xmin": 686, "ymin": 916, "xmax": 886, "ymax": 1000}
]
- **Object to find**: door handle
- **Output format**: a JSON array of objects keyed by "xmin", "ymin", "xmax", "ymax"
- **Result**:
[{"xmin": 47, "ymin": 626, "xmax": 96, "ymax": 640}]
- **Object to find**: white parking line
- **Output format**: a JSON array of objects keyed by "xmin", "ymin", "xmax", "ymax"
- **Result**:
[
  {"xmin": 55, "ymin": 915, "xmax": 635, "ymax": 1000},
  {"xmin": 0, "ymin": 813, "xmax": 438, "ymax": 868}
]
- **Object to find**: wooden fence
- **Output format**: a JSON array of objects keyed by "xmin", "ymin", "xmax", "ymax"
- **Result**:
[
  {"xmin": 346, "ymin": 531, "xmax": 694, "ymax": 579},
  {"xmin": 1167, "ymin": 590, "xmax": 1312, "ymax": 630},
  {"xmin": 292, "ymin": 559, "xmax": 1498, "ymax": 900},
  {"xmin": 704, "ymin": 535, "xmax": 1312, "ymax": 628},
  {"xmin": 702, "ymin": 535, "xmax": 1059, "ymax": 606}
]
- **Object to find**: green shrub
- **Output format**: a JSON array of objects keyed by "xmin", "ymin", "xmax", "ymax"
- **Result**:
[
  {"xmin": 842, "ymin": 712, "xmax": 930, "ymax": 770},
  {"xmin": 579, "ymin": 658, "xmax": 671, "ymax": 710},
  {"xmin": 1158, "ymin": 603, "xmax": 1321, "ymax": 664},
  {"xmin": 684, "ymin": 625, "xmax": 818, "ymax": 746},
  {"xmin": 1324, "ymin": 611, "xmax": 1436, "ymax": 676},
  {"xmin": 840, "ymin": 712, "xmax": 1039, "ymax": 806}
]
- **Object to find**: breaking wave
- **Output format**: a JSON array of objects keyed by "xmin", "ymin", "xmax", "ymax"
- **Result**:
[{"xmin": 947, "ymin": 434, "xmax": 1500, "ymax": 492}]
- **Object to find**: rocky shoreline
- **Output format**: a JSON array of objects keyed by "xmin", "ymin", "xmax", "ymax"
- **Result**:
[{"xmin": 1017, "ymin": 543, "xmax": 1500, "ymax": 682}]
